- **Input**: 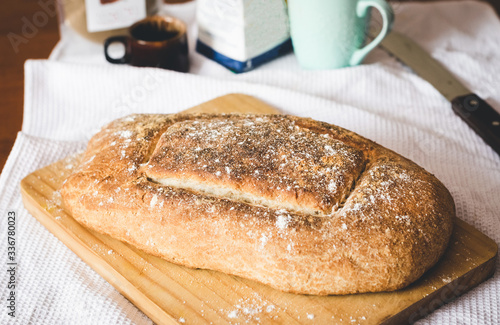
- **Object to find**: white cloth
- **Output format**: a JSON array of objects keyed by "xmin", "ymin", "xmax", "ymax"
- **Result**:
[{"xmin": 1, "ymin": 1, "xmax": 499, "ymax": 324}]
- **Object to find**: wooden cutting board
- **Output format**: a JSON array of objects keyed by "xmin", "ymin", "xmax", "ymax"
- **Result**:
[{"xmin": 20, "ymin": 93, "xmax": 497, "ymax": 324}]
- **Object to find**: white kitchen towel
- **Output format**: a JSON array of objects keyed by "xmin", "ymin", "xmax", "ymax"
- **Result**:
[{"xmin": 1, "ymin": 1, "xmax": 499, "ymax": 324}]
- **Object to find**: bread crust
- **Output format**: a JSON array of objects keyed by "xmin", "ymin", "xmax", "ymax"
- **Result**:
[{"xmin": 60, "ymin": 113, "xmax": 455, "ymax": 295}]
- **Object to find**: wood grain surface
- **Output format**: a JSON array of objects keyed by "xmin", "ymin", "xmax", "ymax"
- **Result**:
[
  {"xmin": 0, "ymin": 0, "xmax": 59, "ymax": 171},
  {"xmin": 20, "ymin": 93, "xmax": 497, "ymax": 325}
]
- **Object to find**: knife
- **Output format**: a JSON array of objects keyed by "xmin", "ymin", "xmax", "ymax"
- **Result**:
[{"xmin": 375, "ymin": 30, "xmax": 500, "ymax": 156}]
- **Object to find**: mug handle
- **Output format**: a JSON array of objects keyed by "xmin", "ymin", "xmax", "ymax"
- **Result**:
[
  {"xmin": 104, "ymin": 36, "xmax": 131, "ymax": 64},
  {"xmin": 349, "ymin": 0, "xmax": 394, "ymax": 66}
]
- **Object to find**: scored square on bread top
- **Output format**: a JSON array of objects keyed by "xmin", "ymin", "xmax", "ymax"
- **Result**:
[{"xmin": 145, "ymin": 116, "xmax": 366, "ymax": 216}]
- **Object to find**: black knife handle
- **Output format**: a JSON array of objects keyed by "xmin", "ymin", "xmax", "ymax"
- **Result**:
[{"xmin": 451, "ymin": 94, "xmax": 500, "ymax": 156}]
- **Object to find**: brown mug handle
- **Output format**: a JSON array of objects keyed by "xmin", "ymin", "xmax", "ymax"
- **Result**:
[{"xmin": 104, "ymin": 36, "xmax": 131, "ymax": 64}]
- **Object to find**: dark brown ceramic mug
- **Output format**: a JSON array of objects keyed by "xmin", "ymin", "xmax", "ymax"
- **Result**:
[{"xmin": 104, "ymin": 16, "xmax": 189, "ymax": 72}]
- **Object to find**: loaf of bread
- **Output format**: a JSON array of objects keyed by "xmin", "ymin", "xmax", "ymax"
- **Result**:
[{"xmin": 60, "ymin": 113, "xmax": 455, "ymax": 295}]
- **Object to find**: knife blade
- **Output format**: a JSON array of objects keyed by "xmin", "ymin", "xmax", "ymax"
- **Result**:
[{"xmin": 375, "ymin": 30, "xmax": 500, "ymax": 156}]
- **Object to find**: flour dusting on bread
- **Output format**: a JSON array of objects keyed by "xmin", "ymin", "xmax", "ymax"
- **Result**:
[{"xmin": 60, "ymin": 113, "xmax": 455, "ymax": 295}]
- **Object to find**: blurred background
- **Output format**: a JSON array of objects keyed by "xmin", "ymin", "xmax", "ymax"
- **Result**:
[{"xmin": 0, "ymin": 0, "xmax": 499, "ymax": 170}]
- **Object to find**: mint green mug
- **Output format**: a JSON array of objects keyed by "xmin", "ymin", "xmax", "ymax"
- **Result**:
[{"xmin": 287, "ymin": 0, "xmax": 394, "ymax": 69}]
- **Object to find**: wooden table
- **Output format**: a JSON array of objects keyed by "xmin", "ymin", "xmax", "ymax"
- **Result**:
[
  {"xmin": 0, "ymin": 0, "xmax": 499, "ymax": 172},
  {"xmin": 0, "ymin": 0, "xmax": 59, "ymax": 171}
]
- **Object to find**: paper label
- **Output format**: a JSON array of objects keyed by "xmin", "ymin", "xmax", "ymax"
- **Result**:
[{"xmin": 85, "ymin": 0, "xmax": 147, "ymax": 33}]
